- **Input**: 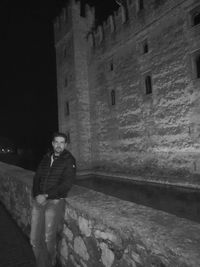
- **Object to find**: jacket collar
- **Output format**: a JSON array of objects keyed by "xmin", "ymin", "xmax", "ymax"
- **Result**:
[{"xmin": 47, "ymin": 149, "xmax": 70, "ymax": 159}]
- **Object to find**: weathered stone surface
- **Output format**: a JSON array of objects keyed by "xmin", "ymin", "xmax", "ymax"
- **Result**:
[
  {"xmin": 69, "ymin": 254, "xmax": 81, "ymax": 267},
  {"xmin": 74, "ymin": 236, "xmax": 89, "ymax": 261},
  {"xmin": 63, "ymin": 224, "xmax": 73, "ymax": 241},
  {"xmin": 99, "ymin": 242, "xmax": 115, "ymax": 267},
  {"xmin": 119, "ymin": 254, "xmax": 137, "ymax": 267},
  {"xmin": 67, "ymin": 207, "xmax": 78, "ymax": 221},
  {"xmin": 78, "ymin": 216, "xmax": 92, "ymax": 237},
  {"xmin": 84, "ymin": 237, "xmax": 101, "ymax": 263},
  {"xmin": 80, "ymin": 259, "xmax": 87, "ymax": 267},
  {"xmin": 94, "ymin": 230, "xmax": 121, "ymax": 246},
  {"xmin": 60, "ymin": 238, "xmax": 69, "ymax": 260},
  {"xmin": 68, "ymin": 218, "xmax": 80, "ymax": 237},
  {"xmin": 66, "ymin": 185, "xmax": 200, "ymax": 267},
  {"xmin": 131, "ymin": 251, "xmax": 142, "ymax": 265},
  {"xmin": 0, "ymin": 163, "xmax": 33, "ymax": 234}
]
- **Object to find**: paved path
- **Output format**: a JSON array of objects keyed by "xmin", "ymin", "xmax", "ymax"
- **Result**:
[{"xmin": 0, "ymin": 203, "xmax": 36, "ymax": 267}]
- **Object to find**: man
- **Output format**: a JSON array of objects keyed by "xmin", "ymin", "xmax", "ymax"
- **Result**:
[{"xmin": 30, "ymin": 132, "xmax": 76, "ymax": 267}]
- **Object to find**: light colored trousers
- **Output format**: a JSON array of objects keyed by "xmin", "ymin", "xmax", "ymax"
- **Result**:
[{"xmin": 30, "ymin": 199, "xmax": 65, "ymax": 267}]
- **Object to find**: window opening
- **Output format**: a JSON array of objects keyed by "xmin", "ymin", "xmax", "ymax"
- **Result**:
[
  {"xmin": 143, "ymin": 41, "xmax": 148, "ymax": 54},
  {"xmin": 111, "ymin": 90, "xmax": 116, "ymax": 105},
  {"xmin": 193, "ymin": 12, "xmax": 200, "ymax": 26},
  {"xmin": 110, "ymin": 62, "xmax": 114, "ymax": 71},
  {"xmin": 145, "ymin": 75, "xmax": 152, "ymax": 94},
  {"xmin": 138, "ymin": 0, "xmax": 144, "ymax": 11},
  {"xmin": 196, "ymin": 55, "xmax": 200, "ymax": 78},
  {"xmin": 66, "ymin": 132, "xmax": 70, "ymax": 143},
  {"xmin": 65, "ymin": 101, "xmax": 70, "ymax": 116},
  {"xmin": 64, "ymin": 47, "xmax": 67, "ymax": 58}
]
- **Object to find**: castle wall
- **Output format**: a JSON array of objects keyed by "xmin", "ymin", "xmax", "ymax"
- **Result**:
[
  {"xmin": 88, "ymin": 0, "xmax": 200, "ymax": 180},
  {"xmin": 54, "ymin": 0, "xmax": 200, "ymax": 183}
]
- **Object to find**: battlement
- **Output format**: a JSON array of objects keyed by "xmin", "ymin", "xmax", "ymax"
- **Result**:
[
  {"xmin": 86, "ymin": 0, "xmax": 181, "ymax": 52},
  {"xmin": 86, "ymin": 0, "xmax": 152, "ymax": 50},
  {"xmin": 87, "ymin": 3, "xmax": 127, "ymax": 48},
  {"xmin": 54, "ymin": 0, "xmax": 179, "ymax": 51},
  {"xmin": 54, "ymin": 0, "xmax": 95, "ymax": 44}
]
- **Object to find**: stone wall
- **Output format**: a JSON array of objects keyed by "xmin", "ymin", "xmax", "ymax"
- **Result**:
[
  {"xmin": 54, "ymin": 0, "xmax": 200, "ymax": 184},
  {"xmin": 88, "ymin": 0, "xmax": 200, "ymax": 179},
  {"xmin": 0, "ymin": 162, "xmax": 200, "ymax": 267},
  {"xmin": 0, "ymin": 162, "xmax": 33, "ymax": 235}
]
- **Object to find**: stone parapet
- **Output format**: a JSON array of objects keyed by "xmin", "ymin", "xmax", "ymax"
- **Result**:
[
  {"xmin": 0, "ymin": 162, "xmax": 33, "ymax": 235},
  {"xmin": 0, "ymin": 161, "xmax": 200, "ymax": 267}
]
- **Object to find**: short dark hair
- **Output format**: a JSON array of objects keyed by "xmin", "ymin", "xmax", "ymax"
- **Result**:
[{"xmin": 52, "ymin": 132, "xmax": 68, "ymax": 143}]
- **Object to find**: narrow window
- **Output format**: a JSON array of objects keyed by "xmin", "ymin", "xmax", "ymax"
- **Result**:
[
  {"xmin": 196, "ymin": 55, "xmax": 200, "ymax": 78},
  {"xmin": 142, "ymin": 40, "xmax": 148, "ymax": 54},
  {"xmin": 138, "ymin": 0, "xmax": 144, "ymax": 11},
  {"xmin": 110, "ymin": 62, "xmax": 114, "ymax": 71},
  {"xmin": 66, "ymin": 132, "xmax": 70, "ymax": 143},
  {"xmin": 193, "ymin": 12, "xmax": 200, "ymax": 26},
  {"xmin": 145, "ymin": 75, "xmax": 152, "ymax": 94},
  {"xmin": 65, "ymin": 101, "xmax": 70, "ymax": 116},
  {"xmin": 111, "ymin": 90, "xmax": 116, "ymax": 105},
  {"xmin": 143, "ymin": 43, "xmax": 148, "ymax": 53}
]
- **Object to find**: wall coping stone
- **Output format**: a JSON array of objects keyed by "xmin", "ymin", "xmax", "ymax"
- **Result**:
[
  {"xmin": 77, "ymin": 170, "xmax": 200, "ymax": 190},
  {"xmin": 0, "ymin": 162, "xmax": 34, "ymax": 186}
]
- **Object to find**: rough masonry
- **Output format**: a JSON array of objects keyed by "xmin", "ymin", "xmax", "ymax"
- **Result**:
[{"xmin": 54, "ymin": 0, "xmax": 200, "ymax": 186}]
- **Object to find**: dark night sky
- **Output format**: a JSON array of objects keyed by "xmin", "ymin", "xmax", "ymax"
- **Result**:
[{"xmin": 0, "ymin": 0, "xmax": 118, "ymax": 155}]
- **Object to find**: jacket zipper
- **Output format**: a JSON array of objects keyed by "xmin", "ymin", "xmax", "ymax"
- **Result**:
[{"xmin": 43, "ymin": 158, "xmax": 52, "ymax": 194}]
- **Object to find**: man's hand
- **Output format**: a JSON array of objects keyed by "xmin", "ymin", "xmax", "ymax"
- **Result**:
[{"xmin": 35, "ymin": 194, "xmax": 48, "ymax": 205}]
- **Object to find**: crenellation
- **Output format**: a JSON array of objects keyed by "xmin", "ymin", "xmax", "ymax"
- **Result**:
[
  {"xmin": 85, "ymin": 4, "xmax": 95, "ymax": 28},
  {"xmin": 54, "ymin": 0, "xmax": 187, "ymax": 52},
  {"xmin": 97, "ymin": 25, "xmax": 104, "ymax": 44},
  {"xmin": 109, "ymin": 15, "xmax": 116, "ymax": 33},
  {"xmin": 61, "ymin": 7, "xmax": 67, "ymax": 23},
  {"xmin": 87, "ymin": 0, "xmax": 191, "ymax": 53},
  {"xmin": 72, "ymin": 0, "xmax": 81, "ymax": 13},
  {"xmin": 102, "ymin": 17, "xmax": 109, "ymax": 31},
  {"xmin": 121, "ymin": 4, "xmax": 127, "ymax": 23},
  {"xmin": 87, "ymin": 32, "xmax": 94, "ymax": 48},
  {"xmin": 114, "ymin": 5, "xmax": 124, "ymax": 24}
]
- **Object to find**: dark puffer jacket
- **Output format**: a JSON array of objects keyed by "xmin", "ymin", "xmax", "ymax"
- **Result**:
[{"xmin": 32, "ymin": 149, "xmax": 76, "ymax": 199}]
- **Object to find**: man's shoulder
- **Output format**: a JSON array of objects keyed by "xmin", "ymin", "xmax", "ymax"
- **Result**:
[{"xmin": 62, "ymin": 150, "xmax": 75, "ymax": 159}]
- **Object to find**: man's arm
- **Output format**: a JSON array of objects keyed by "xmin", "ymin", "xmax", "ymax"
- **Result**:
[
  {"xmin": 32, "ymin": 171, "xmax": 41, "ymax": 198},
  {"xmin": 32, "ymin": 156, "xmax": 46, "ymax": 198},
  {"xmin": 46, "ymin": 157, "xmax": 76, "ymax": 199},
  {"xmin": 32, "ymin": 164, "xmax": 48, "ymax": 205}
]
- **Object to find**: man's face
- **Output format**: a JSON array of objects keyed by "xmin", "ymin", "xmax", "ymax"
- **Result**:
[{"xmin": 52, "ymin": 136, "xmax": 67, "ymax": 155}]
